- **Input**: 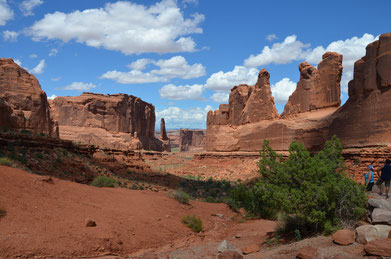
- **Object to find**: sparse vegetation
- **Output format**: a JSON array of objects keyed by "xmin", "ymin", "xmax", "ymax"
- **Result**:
[
  {"xmin": 0, "ymin": 157, "xmax": 12, "ymax": 166},
  {"xmin": 181, "ymin": 215, "xmax": 202, "ymax": 233},
  {"xmin": 172, "ymin": 189, "xmax": 190, "ymax": 204},
  {"xmin": 228, "ymin": 136, "xmax": 366, "ymax": 237},
  {"xmin": 0, "ymin": 208, "xmax": 6, "ymax": 218},
  {"xmin": 90, "ymin": 175, "xmax": 118, "ymax": 188}
]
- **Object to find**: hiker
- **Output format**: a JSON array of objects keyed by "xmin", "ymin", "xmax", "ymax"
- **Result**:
[
  {"xmin": 376, "ymin": 159, "xmax": 391, "ymax": 199},
  {"xmin": 364, "ymin": 164, "xmax": 375, "ymax": 192}
]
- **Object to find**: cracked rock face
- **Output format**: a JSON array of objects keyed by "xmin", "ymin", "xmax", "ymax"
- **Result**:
[{"xmin": 0, "ymin": 58, "xmax": 56, "ymax": 136}]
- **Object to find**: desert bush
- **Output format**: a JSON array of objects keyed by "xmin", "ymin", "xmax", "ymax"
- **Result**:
[
  {"xmin": 229, "ymin": 136, "xmax": 366, "ymax": 236},
  {"xmin": 181, "ymin": 215, "xmax": 202, "ymax": 232},
  {"xmin": 0, "ymin": 208, "xmax": 6, "ymax": 218},
  {"xmin": 20, "ymin": 129, "xmax": 32, "ymax": 135},
  {"xmin": 0, "ymin": 157, "xmax": 12, "ymax": 166},
  {"xmin": 90, "ymin": 175, "xmax": 118, "ymax": 188},
  {"xmin": 173, "ymin": 189, "xmax": 190, "ymax": 204}
]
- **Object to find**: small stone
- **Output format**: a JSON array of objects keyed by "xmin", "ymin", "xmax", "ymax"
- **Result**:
[
  {"xmin": 241, "ymin": 244, "xmax": 260, "ymax": 255},
  {"xmin": 85, "ymin": 218, "xmax": 97, "ymax": 227},
  {"xmin": 218, "ymin": 240, "xmax": 235, "ymax": 253},
  {"xmin": 332, "ymin": 229, "xmax": 355, "ymax": 245},
  {"xmin": 296, "ymin": 246, "xmax": 317, "ymax": 259},
  {"xmin": 217, "ymin": 250, "xmax": 243, "ymax": 259}
]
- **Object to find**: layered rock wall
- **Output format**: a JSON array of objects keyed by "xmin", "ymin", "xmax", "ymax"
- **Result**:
[
  {"xmin": 206, "ymin": 34, "xmax": 391, "ymax": 152},
  {"xmin": 179, "ymin": 129, "xmax": 205, "ymax": 152},
  {"xmin": 0, "ymin": 58, "xmax": 56, "ymax": 137},
  {"xmin": 50, "ymin": 92, "xmax": 163, "ymax": 151}
]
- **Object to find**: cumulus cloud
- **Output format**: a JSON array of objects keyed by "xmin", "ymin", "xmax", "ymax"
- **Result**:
[
  {"xmin": 28, "ymin": 0, "xmax": 204, "ymax": 55},
  {"xmin": 30, "ymin": 59, "xmax": 46, "ymax": 74},
  {"xmin": 271, "ymin": 78, "xmax": 296, "ymax": 103},
  {"xmin": 49, "ymin": 48, "xmax": 58, "ymax": 56},
  {"xmin": 244, "ymin": 35, "xmax": 310, "ymax": 67},
  {"xmin": 0, "ymin": 0, "xmax": 14, "ymax": 25},
  {"xmin": 211, "ymin": 92, "xmax": 229, "ymax": 103},
  {"xmin": 47, "ymin": 94, "xmax": 57, "ymax": 100},
  {"xmin": 159, "ymin": 84, "xmax": 204, "ymax": 100},
  {"xmin": 156, "ymin": 105, "xmax": 212, "ymax": 129},
  {"xmin": 29, "ymin": 53, "xmax": 37, "ymax": 59},
  {"xmin": 266, "ymin": 34, "xmax": 278, "ymax": 42},
  {"xmin": 20, "ymin": 0, "xmax": 43, "ymax": 16},
  {"xmin": 51, "ymin": 76, "xmax": 61, "ymax": 82},
  {"xmin": 205, "ymin": 66, "xmax": 258, "ymax": 91},
  {"xmin": 14, "ymin": 59, "xmax": 21, "ymax": 66},
  {"xmin": 60, "ymin": 82, "xmax": 96, "ymax": 91},
  {"xmin": 3, "ymin": 30, "xmax": 18, "ymax": 41},
  {"xmin": 101, "ymin": 56, "xmax": 206, "ymax": 84}
]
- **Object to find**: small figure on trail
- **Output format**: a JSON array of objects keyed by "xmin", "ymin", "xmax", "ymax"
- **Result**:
[
  {"xmin": 365, "ymin": 164, "xmax": 375, "ymax": 192},
  {"xmin": 376, "ymin": 159, "xmax": 391, "ymax": 199}
]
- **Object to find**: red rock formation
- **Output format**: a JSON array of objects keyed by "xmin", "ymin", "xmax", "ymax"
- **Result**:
[
  {"xmin": 282, "ymin": 52, "xmax": 342, "ymax": 117},
  {"xmin": 329, "ymin": 33, "xmax": 391, "ymax": 147},
  {"xmin": 207, "ymin": 69, "xmax": 279, "ymax": 127},
  {"xmin": 179, "ymin": 129, "xmax": 205, "ymax": 152},
  {"xmin": 50, "ymin": 92, "xmax": 163, "ymax": 151},
  {"xmin": 206, "ymin": 33, "xmax": 391, "ymax": 152},
  {"xmin": 0, "ymin": 58, "xmax": 56, "ymax": 136},
  {"xmin": 160, "ymin": 118, "xmax": 171, "ymax": 152}
]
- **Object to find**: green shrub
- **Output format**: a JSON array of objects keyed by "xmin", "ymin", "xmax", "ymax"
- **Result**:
[
  {"xmin": 173, "ymin": 189, "xmax": 190, "ymax": 204},
  {"xmin": 0, "ymin": 208, "xmax": 6, "ymax": 218},
  {"xmin": 181, "ymin": 215, "xmax": 202, "ymax": 232},
  {"xmin": 229, "ymin": 136, "xmax": 366, "ymax": 236},
  {"xmin": 90, "ymin": 175, "xmax": 118, "ymax": 188},
  {"xmin": 20, "ymin": 129, "xmax": 32, "ymax": 135},
  {"xmin": 2, "ymin": 126, "xmax": 8, "ymax": 133},
  {"xmin": 0, "ymin": 157, "xmax": 12, "ymax": 166}
]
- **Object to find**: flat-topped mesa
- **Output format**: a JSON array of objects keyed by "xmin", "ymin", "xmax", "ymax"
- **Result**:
[
  {"xmin": 50, "ymin": 92, "xmax": 163, "ymax": 151},
  {"xmin": 282, "ymin": 52, "xmax": 342, "ymax": 117},
  {"xmin": 329, "ymin": 33, "xmax": 391, "ymax": 147},
  {"xmin": 0, "ymin": 58, "xmax": 56, "ymax": 137},
  {"xmin": 207, "ymin": 68, "xmax": 279, "ymax": 126}
]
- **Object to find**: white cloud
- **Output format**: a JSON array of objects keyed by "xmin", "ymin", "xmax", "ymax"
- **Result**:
[
  {"xmin": 20, "ymin": 0, "xmax": 43, "ymax": 16},
  {"xmin": 211, "ymin": 92, "xmax": 229, "ymax": 103},
  {"xmin": 271, "ymin": 78, "xmax": 296, "ymax": 103},
  {"xmin": 29, "ymin": 53, "xmax": 37, "ymax": 59},
  {"xmin": 14, "ymin": 59, "xmax": 21, "ymax": 66},
  {"xmin": 28, "ymin": 0, "xmax": 204, "ymax": 55},
  {"xmin": 51, "ymin": 76, "xmax": 61, "ymax": 82},
  {"xmin": 0, "ymin": 0, "xmax": 14, "ymax": 25},
  {"xmin": 101, "ymin": 56, "xmax": 205, "ymax": 84},
  {"xmin": 3, "ymin": 30, "xmax": 18, "ymax": 41},
  {"xmin": 60, "ymin": 82, "xmax": 96, "ymax": 91},
  {"xmin": 244, "ymin": 35, "xmax": 310, "ymax": 67},
  {"xmin": 156, "ymin": 105, "xmax": 212, "ymax": 129},
  {"xmin": 49, "ymin": 48, "xmax": 58, "ymax": 56},
  {"xmin": 47, "ymin": 94, "xmax": 57, "ymax": 100},
  {"xmin": 205, "ymin": 65, "xmax": 258, "ymax": 91},
  {"xmin": 182, "ymin": 0, "xmax": 199, "ymax": 6},
  {"xmin": 266, "ymin": 34, "xmax": 278, "ymax": 42},
  {"xmin": 159, "ymin": 83, "xmax": 204, "ymax": 100},
  {"xmin": 30, "ymin": 59, "xmax": 46, "ymax": 74}
]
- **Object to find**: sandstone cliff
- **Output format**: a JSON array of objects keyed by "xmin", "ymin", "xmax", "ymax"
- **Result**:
[
  {"xmin": 282, "ymin": 52, "xmax": 342, "ymax": 117},
  {"xmin": 179, "ymin": 129, "xmax": 205, "ymax": 152},
  {"xmin": 207, "ymin": 69, "xmax": 279, "ymax": 126},
  {"xmin": 160, "ymin": 118, "xmax": 171, "ymax": 152},
  {"xmin": 0, "ymin": 58, "xmax": 56, "ymax": 136},
  {"xmin": 50, "ymin": 92, "xmax": 163, "ymax": 151},
  {"xmin": 206, "ymin": 33, "xmax": 391, "ymax": 152}
]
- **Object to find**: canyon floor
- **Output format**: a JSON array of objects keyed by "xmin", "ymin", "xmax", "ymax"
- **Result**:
[{"xmin": 0, "ymin": 161, "xmax": 377, "ymax": 259}]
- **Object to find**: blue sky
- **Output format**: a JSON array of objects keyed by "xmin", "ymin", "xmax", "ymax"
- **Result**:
[{"xmin": 0, "ymin": 0, "xmax": 390, "ymax": 129}]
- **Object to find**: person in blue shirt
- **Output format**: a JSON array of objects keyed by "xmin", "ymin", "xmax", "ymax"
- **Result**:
[
  {"xmin": 365, "ymin": 164, "xmax": 375, "ymax": 192},
  {"xmin": 376, "ymin": 159, "xmax": 391, "ymax": 199}
]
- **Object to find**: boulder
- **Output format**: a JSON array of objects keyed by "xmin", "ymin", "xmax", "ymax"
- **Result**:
[
  {"xmin": 296, "ymin": 246, "xmax": 318, "ymax": 259},
  {"xmin": 332, "ymin": 229, "xmax": 355, "ymax": 245},
  {"xmin": 372, "ymin": 208, "xmax": 391, "ymax": 225},
  {"xmin": 356, "ymin": 225, "xmax": 391, "ymax": 244},
  {"xmin": 368, "ymin": 198, "xmax": 391, "ymax": 211},
  {"xmin": 282, "ymin": 52, "xmax": 342, "ymax": 117},
  {"xmin": 50, "ymin": 92, "xmax": 163, "ymax": 151},
  {"xmin": 217, "ymin": 240, "xmax": 236, "ymax": 253},
  {"xmin": 217, "ymin": 251, "xmax": 243, "ymax": 259},
  {"xmin": 364, "ymin": 237, "xmax": 391, "ymax": 256},
  {"xmin": 0, "ymin": 58, "xmax": 56, "ymax": 137},
  {"xmin": 240, "ymin": 243, "xmax": 260, "ymax": 255}
]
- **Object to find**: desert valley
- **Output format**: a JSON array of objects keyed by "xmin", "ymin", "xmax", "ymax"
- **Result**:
[{"xmin": 1, "ymin": 1, "xmax": 391, "ymax": 258}]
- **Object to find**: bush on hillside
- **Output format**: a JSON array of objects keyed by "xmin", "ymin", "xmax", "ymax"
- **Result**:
[
  {"xmin": 0, "ymin": 208, "xmax": 6, "ymax": 218},
  {"xmin": 172, "ymin": 189, "xmax": 190, "ymax": 204},
  {"xmin": 0, "ymin": 157, "xmax": 12, "ymax": 166},
  {"xmin": 229, "ymin": 135, "xmax": 366, "ymax": 236},
  {"xmin": 90, "ymin": 175, "xmax": 118, "ymax": 188},
  {"xmin": 181, "ymin": 215, "xmax": 202, "ymax": 232}
]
